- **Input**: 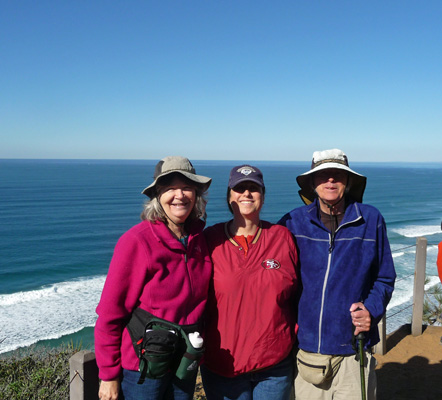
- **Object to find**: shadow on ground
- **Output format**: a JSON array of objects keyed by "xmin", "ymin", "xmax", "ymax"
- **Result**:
[{"xmin": 376, "ymin": 325, "xmax": 442, "ymax": 400}]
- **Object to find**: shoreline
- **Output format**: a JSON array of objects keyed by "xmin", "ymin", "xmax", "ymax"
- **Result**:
[{"xmin": 0, "ymin": 327, "xmax": 95, "ymax": 359}]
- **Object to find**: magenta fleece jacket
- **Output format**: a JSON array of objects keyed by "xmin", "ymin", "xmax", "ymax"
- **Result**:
[{"xmin": 94, "ymin": 219, "xmax": 212, "ymax": 381}]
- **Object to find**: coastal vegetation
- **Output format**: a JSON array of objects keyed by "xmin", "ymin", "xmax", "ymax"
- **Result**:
[
  {"xmin": 423, "ymin": 280, "xmax": 442, "ymax": 326},
  {"xmin": 0, "ymin": 343, "xmax": 79, "ymax": 400},
  {"xmin": 0, "ymin": 341, "xmax": 207, "ymax": 400}
]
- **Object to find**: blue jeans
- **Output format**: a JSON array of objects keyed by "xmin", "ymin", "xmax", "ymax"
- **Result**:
[
  {"xmin": 201, "ymin": 356, "xmax": 294, "ymax": 400},
  {"xmin": 120, "ymin": 368, "xmax": 196, "ymax": 400}
]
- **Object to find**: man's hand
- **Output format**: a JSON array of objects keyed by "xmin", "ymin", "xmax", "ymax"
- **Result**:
[{"xmin": 350, "ymin": 302, "xmax": 371, "ymax": 336}]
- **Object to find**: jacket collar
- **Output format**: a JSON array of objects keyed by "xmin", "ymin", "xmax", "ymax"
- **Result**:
[
  {"xmin": 307, "ymin": 198, "xmax": 363, "ymax": 227},
  {"xmin": 148, "ymin": 218, "xmax": 205, "ymax": 249}
]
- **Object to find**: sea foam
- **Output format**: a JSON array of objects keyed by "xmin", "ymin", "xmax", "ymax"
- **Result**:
[
  {"xmin": 0, "ymin": 276, "xmax": 105, "ymax": 354},
  {"xmin": 391, "ymin": 225, "xmax": 442, "ymax": 238}
]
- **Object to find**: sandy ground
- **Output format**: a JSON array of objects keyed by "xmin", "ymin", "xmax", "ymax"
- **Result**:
[
  {"xmin": 194, "ymin": 324, "xmax": 442, "ymax": 400},
  {"xmin": 374, "ymin": 324, "xmax": 442, "ymax": 400}
]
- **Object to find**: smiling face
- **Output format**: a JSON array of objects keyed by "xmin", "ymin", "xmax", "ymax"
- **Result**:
[
  {"xmin": 158, "ymin": 176, "xmax": 196, "ymax": 227},
  {"xmin": 229, "ymin": 181, "xmax": 264, "ymax": 219},
  {"xmin": 313, "ymin": 168, "xmax": 348, "ymax": 212}
]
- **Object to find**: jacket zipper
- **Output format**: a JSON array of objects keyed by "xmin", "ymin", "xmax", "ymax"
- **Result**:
[
  {"xmin": 183, "ymin": 239, "xmax": 192, "ymax": 319},
  {"xmin": 317, "ymin": 213, "xmax": 363, "ymax": 353},
  {"xmin": 318, "ymin": 237, "xmax": 332, "ymax": 353}
]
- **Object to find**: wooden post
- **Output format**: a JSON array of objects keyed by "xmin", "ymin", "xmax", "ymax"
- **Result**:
[
  {"xmin": 70, "ymin": 350, "xmax": 99, "ymax": 400},
  {"xmin": 411, "ymin": 237, "xmax": 427, "ymax": 336},
  {"xmin": 374, "ymin": 314, "xmax": 386, "ymax": 355}
]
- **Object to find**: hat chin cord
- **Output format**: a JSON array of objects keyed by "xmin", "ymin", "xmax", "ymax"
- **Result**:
[
  {"xmin": 317, "ymin": 193, "xmax": 345, "ymax": 215},
  {"xmin": 317, "ymin": 195, "xmax": 345, "ymax": 252},
  {"xmin": 314, "ymin": 180, "xmax": 350, "ymax": 252}
]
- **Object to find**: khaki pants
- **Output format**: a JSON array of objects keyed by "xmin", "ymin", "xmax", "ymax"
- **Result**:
[{"xmin": 294, "ymin": 352, "xmax": 377, "ymax": 400}]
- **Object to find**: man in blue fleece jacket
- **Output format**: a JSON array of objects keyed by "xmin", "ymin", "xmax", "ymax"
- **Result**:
[{"xmin": 279, "ymin": 149, "xmax": 396, "ymax": 400}]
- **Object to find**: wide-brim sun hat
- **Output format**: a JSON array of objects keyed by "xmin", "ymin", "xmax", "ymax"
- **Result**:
[
  {"xmin": 297, "ymin": 148, "xmax": 367, "ymax": 205},
  {"xmin": 142, "ymin": 156, "xmax": 212, "ymax": 198}
]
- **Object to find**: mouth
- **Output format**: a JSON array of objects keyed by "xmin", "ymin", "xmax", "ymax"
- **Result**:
[{"xmin": 171, "ymin": 202, "xmax": 189, "ymax": 208}]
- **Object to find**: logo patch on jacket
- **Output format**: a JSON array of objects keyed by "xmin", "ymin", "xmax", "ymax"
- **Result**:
[{"xmin": 261, "ymin": 259, "xmax": 281, "ymax": 270}]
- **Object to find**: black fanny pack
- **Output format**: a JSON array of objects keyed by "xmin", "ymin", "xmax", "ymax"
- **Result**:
[{"xmin": 126, "ymin": 308, "xmax": 204, "ymax": 383}]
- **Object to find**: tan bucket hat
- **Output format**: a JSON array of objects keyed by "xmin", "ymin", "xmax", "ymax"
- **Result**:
[{"xmin": 142, "ymin": 156, "xmax": 212, "ymax": 198}]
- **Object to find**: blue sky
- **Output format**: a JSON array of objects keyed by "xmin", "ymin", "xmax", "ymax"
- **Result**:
[{"xmin": 1, "ymin": 1, "xmax": 441, "ymax": 162}]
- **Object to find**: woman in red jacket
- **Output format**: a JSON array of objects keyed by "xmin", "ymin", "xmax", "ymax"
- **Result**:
[
  {"xmin": 95, "ymin": 156, "xmax": 212, "ymax": 400},
  {"xmin": 202, "ymin": 164, "xmax": 299, "ymax": 400}
]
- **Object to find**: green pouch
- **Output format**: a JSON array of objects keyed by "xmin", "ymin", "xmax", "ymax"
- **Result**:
[
  {"xmin": 139, "ymin": 321, "xmax": 180, "ymax": 380},
  {"xmin": 126, "ymin": 308, "xmax": 202, "ymax": 383},
  {"xmin": 175, "ymin": 332, "xmax": 205, "ymax": 380}
]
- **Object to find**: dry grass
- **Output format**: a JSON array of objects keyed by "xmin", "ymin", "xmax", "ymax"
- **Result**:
[{"xmin": 0, "ymin": 343, "xmax": 80, "ymax": 400}]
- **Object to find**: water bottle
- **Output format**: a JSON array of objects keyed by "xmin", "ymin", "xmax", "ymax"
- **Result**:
[
  {"xmin": 188, "ymin": 332, "xmax": 203, "ymax": 348},
  {"xmin": 175, "ymin": 331, "xmax": 205, "ymax": 380}
]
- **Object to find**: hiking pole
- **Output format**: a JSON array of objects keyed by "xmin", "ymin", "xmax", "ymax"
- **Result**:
[{"xmin": 356, "ymin": 331, "xmax": 366, "ymax": 400}]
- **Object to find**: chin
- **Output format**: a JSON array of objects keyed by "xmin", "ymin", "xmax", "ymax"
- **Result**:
[{"xmin": 172, "ymin": 215, "xmax": 190, "ymax": 223}]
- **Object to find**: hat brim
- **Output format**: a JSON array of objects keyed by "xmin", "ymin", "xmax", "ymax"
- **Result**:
[
  {"xmin": 142, "ymin": 170, "xmax": 212, "ymax": 198},
  {"xmin": 296, "ymin": 163, "xmax": 367, "ymax": 205}
]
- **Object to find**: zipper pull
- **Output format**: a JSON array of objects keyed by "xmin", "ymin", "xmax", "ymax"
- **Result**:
[{"xmin": 329, "ymin": 232, "xmax": 334, "ymax": 253}]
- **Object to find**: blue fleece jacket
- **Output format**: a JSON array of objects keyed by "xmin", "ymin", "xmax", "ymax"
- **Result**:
[{"xmin": 279, "ymin": 199, "xmax": 396, "ymax": 355}]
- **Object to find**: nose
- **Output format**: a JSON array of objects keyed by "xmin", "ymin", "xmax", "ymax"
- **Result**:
[{"xmin": 174, "ymin": 189, "xmax": 185, "ymax": 198}]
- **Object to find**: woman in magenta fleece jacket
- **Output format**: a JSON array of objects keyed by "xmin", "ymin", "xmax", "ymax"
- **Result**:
[{"xmin": 95, "ymin": 156, "xmax": 212, "ymax": 400}]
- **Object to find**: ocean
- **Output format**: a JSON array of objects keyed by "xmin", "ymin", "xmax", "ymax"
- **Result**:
[{"xmin": 1, "ymin": 159, "xmax": 442, "ymax": 355}]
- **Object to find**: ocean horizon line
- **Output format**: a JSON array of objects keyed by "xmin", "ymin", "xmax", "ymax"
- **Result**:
[{"xmin": 1, "ymin": 158, "xmax": 442, "ymax": 167}]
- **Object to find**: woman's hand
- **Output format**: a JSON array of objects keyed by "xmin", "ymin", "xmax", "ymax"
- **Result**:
[
  {"xmin": 350, "ymin": 302, "xmax": 371, "ymax": 336},
  {"xmin": 98, "ymin": 379, "xmax": 120, "ymax": 400}
]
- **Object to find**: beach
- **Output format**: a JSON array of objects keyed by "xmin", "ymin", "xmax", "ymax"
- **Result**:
[{"xmin": 374, "ymin": 324, "xmax": 442, "ymax": 400}]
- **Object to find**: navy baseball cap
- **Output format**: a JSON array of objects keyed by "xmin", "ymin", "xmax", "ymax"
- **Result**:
[{"xmin": 228, "ymin": 165, "xmax": 265, "ymax": 189}]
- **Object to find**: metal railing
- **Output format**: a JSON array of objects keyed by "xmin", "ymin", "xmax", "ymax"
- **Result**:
[{"xmin": 374, "ymin": 236, "xmax": 434, "ymax": 355}]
